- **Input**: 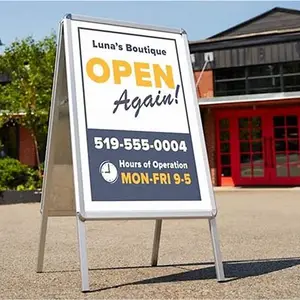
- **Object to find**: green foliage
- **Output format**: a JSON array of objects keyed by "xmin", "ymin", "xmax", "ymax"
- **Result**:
[
  {"xmin": 0, "ymin": 32, "xmax": 57, "ymax": 165},
  {"xmin": 0, "ymin": 157, "xmax": 42, "ymax": 191},
  {"xmin": 39, "ymin": 162, "xmax": 45, "ymax": 174}
]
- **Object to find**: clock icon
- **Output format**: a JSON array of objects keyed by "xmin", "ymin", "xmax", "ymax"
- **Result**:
[{"xmin": 99, "ymin": 161, "xmax": 118, "ymax": 184}]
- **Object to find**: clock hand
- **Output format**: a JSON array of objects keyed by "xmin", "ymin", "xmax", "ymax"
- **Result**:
[{"xmin": 105, "ymin": 163, "xmax": 111, "ymax": 173}]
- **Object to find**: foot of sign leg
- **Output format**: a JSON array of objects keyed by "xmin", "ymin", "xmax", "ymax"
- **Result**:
[
  {"xmin": 76, "ymin": 215, "xmax": 90, "ymax": 292},
  {"xmin": 208, "ymin": 218, "xmax": 225, "ymax": 282},
  {"xmin": 151, "ymin": 219, "xmax": 162, "ymax": 266},
  {"xmin": 37, "ymin": 211, "xmax": 48, "ymax": 273}
]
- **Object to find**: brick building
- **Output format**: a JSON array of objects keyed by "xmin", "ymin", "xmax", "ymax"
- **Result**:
[
  {"xmin": 190, "ymin": 7, "xmax": 300, "ymax": 187},
  {"xmin": 3, "ymin": 6, "xmax": 300, "ymax": 183},
  {"xmin": 0, "ymin": 117, "xmax": 37, "ymax": 166},
  {"xmin": 0, "ymin": 71, "xmax": 36, "ymax": 166}
]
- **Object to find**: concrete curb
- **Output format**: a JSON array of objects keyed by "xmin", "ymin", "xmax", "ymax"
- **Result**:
[
  {"xmin": 0, "ymin": 190, "xmax": 41, "ymax": 205},
  {"xmin": 0, "ymin": 187, "xmax": 299, "ymax": 205}
]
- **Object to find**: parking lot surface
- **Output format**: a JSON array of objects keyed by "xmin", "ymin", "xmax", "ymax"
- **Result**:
[{"xmin": 1, "ymin": 190, "xmax": 300, "ymax": 299}]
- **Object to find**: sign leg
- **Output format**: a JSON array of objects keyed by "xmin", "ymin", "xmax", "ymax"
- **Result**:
[
  {"xmin": 36, "ymin": 210, "xmax": 49, "ymax": 272},
  {"xmin": 76, "ymin": 215, "xmax": 90, "ymax": 292},
  {"xmin": 151, "ymin": 219, "xmax": 162, "ymax": 266},
  {"xmin": 208, "ymin": 217, "xmax": 225, "ymax": 281}
]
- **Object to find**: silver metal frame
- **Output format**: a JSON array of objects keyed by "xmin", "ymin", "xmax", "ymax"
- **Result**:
[
  {"xmin": 62, "ymin": 13, "xmax": 217, "ymax": 220},
  {"xmin": 208, "ymin": 218, "xmax": 225, "ymax": 281},
  {"xmin": 82, "ymin": 210, "xmax": 215, "ymax": 221},
  {"xmin": 151, "ymin": 219, "xmax": 162, "ymax": 266},
  {"xmin": 181, "ymin": 28, "xmax": 218, "ymax": 217},
  {"xmin": 150, "ymin": 218, "xmax": 225, "ymax": 282},
  {"xmin": 64, "ymin": 17, "xmax": 90, "ymax": 291},
  {"xmin": 37, "ymin": 21, "xmax": 64, "ymax": 273},
  {"xmin": 37, "ymin": 14, "xmax": 225, "ymax": 292},
  {"xmin": 76, "ymin": 214, "xmax": 89, "ymax": 291},
  {"xmin": 66, "ymin": 13, "xmax": 183, "ymax": 34}
]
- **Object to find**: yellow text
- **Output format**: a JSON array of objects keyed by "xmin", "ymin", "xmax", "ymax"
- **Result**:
[{"xmin": 86, "ymin": 58, "xmax": 175, "ymax": 89}]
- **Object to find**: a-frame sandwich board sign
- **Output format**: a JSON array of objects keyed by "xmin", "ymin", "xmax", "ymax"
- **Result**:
[{"xmin": 37, "ymin": 13, "xmax": 225, "ymax": 292}]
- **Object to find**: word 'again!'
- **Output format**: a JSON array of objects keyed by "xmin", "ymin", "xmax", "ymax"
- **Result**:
[{"xmin": 86, "ymin": 58, "xmax": 175, "ymax": 89}]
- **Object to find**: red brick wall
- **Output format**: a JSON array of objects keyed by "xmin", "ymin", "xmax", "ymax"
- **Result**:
[
  {"xmin": 19, "ymin": 126, "xmax": 36, "ymax": 167},
  {"xmin": 194, "ymin": 70, "xmax": 214, "ymax": 98}
]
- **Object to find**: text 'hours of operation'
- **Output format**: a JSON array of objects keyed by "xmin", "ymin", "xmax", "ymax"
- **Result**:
[{"xmin": 94, "ymin": 137, "xmax": 188, "ymax": 152}]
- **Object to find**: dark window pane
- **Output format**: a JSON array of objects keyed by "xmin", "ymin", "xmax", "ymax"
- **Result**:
[
  {"xmin": 274, "ymin": 128, "xmax": 285, "ymax": 139},
  {"xmin": 252, "ymin": 153, "xmax": 263, "ymax": 164},
  {"xmin": 219, "ymin": 118, "xmax": 229, "ymax": 129},
  {"xmin": 288, "ymin": 140, "xmax": 299, "ymax": 151},
  {"xmin": 273, "ymin": 116, "xmax": 285, "ymax": 127},
  {"xmin": 240, "ymin": 142, "xmax": 250, "ymax": 152},
  {"xmin": 248, "ymin": 87, "xmax": 282, "ymax": 94},
  {"xmin": 221, "ymin": 142, "xmax": 230, "ymax": 153},
  {"xmin": 240, "ymin": 154, "xmax": 251, "ymax": 164},
  {"xmin": 0, "ymin": 123, "xmax": 18, "ymax": 159},
  {"xmin": 239, "ymin": 118, "xmax": 248, "ymax": 128},
  {"xmin": 251, "ymin": 117, "xmax": 261, "ymax": 128},
  {"xmin": 283, "ymin": 75, "xmax": 300, "ymax": 92},
  {"xmin": 221, "ymin": 167, "xmax": 232, "ymax": 177},
  {"xmin": 215, "ymin": 80, "xmax": 246, "ymax": 96},
  {"xmin": 248, "ymin": 77, "xmax": 281, "ymax": 94},
  {"xmin": 252, "ymin": 142, "xmax": 262, "ymax": 152},
  {"xmin": 221, "ymin": 155, "xmax": 231, "ymax": 165},
  {"xmin": 248, "ymin": 64, "xmax": 280, "ymax": 77},
  {"xmin": 214, "ymin": 89, "xmax": 246, "ymax": 97},
  {"xmin": 0, "ymin": 73, "xmax": 11, "ymax": 84},
  {"xmin": 215, "ymin": 67, "xmax": 246, "ymax": 80},
  {"xmin": 239, "ymin": 129, "xmax": 249, "ymax": 140},
  {"xmin": 282, "ymin": 61, "xmax": 300, "ymax": 74},
  {"xmin": 251, "ymin": 129, "xmax": 262, "ymax": 139},
  {"xmin": 286, "ymin": 116, "xmax": 298, "ymax": 126},
  {"xmin": 220, "ymin": 131, "xmax": 230, "ymax": 141},
  {"xmin": 287, "ymin": 127, "xmax": 298, "ymax": 138},
  {"xmin": 284, "ymin": 85, "xmax": 300, "ymax": 92},
  {"xmin": 275, "ymin": 140, "xmax": 286, "ymax": 152}
]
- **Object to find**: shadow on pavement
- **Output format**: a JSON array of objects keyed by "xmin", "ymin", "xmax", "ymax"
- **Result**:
[{"xmin": 85, "ymin": 257, "xmax": 300, "ymax": 292}]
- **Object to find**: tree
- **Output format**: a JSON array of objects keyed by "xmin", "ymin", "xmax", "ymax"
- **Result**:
[{"xmin": 0, "ymin": 33, "xmax": 56, "ymax": 174}]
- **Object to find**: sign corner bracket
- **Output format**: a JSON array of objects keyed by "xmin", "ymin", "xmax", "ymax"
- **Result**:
[
  {"xmin": 64, "ymin": 13, "xmax": 72, "ymax": 20},
  {"xmin": 77, "ymin": 212, "xmax": 86, "ymax": 222}
]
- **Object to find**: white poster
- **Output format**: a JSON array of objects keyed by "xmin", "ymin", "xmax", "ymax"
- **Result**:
[{"xmin": 66, "ymin": 19, "xmax": 215, "ymax": 217}]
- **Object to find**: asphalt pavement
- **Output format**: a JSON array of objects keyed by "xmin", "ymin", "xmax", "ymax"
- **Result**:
[{"xmin": 1, "ymin": 190, "xmax": 300, "ymax": 299}]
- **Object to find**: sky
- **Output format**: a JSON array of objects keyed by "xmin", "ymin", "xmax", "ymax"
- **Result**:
[{"xmin": 1, "ymin": 1, "xmax": 300, "ymax": 48}]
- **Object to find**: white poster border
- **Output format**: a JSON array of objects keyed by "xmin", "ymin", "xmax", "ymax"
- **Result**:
[{"xmin": 65, "ymin": 17, "xmax": 216, "ymax": 220}]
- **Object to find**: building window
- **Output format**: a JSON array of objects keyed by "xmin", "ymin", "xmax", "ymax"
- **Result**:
[
  {"xmin": 0, "ymin": 73, "xmax": 11, "ymax": 85},
  {"xmin": 0, "ymin": 121, "xmax": 19, "ymax": 159},
  {"xmin": 282, "ymin": 61, "xmax": 300, "ymax": 92},
  {"xmin": 214, "ymin": 67, "xmax": 246, "ymax": 96},
  {"xmin": 248, "ymin": 64, "xmax": 281, "ymax": 94},
  {"xmin": 214, "ymin": 61, "xmax": 300, "ymax": 96},
  {"xmin": 219, "ymin": 118, "xmax": 232, "ymax": 178}
]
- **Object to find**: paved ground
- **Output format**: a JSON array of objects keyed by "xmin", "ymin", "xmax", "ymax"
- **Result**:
[{"xmin": 1, "ymin": 190, "xmax": 300, "ymax": 299}]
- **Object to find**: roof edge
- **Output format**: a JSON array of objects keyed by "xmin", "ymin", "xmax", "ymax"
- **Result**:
[
  {"xmin": 207, "ymin": 7, "xmax": 300, "ymax": 40},
  {"xmin": 189, "ymin": 26, "xmax": 300, "ymax": 46}
]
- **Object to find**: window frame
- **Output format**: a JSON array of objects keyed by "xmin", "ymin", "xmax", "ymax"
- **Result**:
[{"xmin": 213, "ymin": 61, "xmax": 300, "ymax": 97}]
